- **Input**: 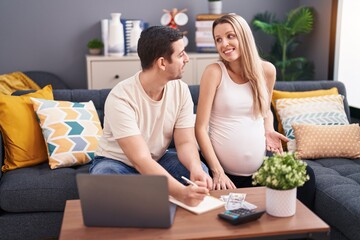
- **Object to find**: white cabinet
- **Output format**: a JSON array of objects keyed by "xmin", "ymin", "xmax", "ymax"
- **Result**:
[
  {"xmin": 182, "ymin": 53, "xmax": 220, "ymax": 85},
  {"xmin": 86, "ymin": 53, "xmax": 219, "ymax": 89},
  {"xmin": 86, "ymin": 55, "xmax": 141, "ymax": 90}
]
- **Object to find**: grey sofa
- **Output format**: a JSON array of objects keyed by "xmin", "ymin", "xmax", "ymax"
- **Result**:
[{"xmin": 0, "ymin": 81, "xmax": 357, "ymax": 240}]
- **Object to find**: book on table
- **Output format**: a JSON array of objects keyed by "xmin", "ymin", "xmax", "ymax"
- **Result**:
[{"xmin": 169, "ymin": 195, "xmax": 225, "ymax": 214}]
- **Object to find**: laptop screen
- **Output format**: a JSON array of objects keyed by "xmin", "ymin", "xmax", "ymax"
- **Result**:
[{"xmin": 76, "ymin": 174, "xmax": 176, "ymax": 228}]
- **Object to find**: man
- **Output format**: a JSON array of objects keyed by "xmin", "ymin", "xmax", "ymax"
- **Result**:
[{"xmin": 90, "ymin": 26, "xmax": 212, "ymax": 206}]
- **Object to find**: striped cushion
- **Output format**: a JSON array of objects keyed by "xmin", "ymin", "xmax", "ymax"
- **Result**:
[
  {"xmin": 271, "ymin": 88, "xmax": 339, "ymax": 135},
  {"xmin": 30, "ymin": 98, "xmax": 103, "ymax": 169},
  {"xmin": 275, "ymin": 94, "xmax": 349, "ymax": 152}
]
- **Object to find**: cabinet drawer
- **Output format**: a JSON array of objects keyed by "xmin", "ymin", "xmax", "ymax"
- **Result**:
[{"xmin": 89, "ymin": 60, "xmax": 141, "ymax": 89}]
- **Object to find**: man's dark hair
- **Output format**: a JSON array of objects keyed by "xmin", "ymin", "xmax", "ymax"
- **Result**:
[{"xmin": 137, "ymin": 26, "xmax": 183, "ymax": 70}]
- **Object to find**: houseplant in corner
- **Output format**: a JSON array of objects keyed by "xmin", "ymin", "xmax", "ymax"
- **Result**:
[
  {"xmin": 252, "ymin": 152, "xmax": 309, "ymax": 217},
  {"xmin": 87, "ymin": 38, "xmax": 104, "ymax": 55},
  {"xmin": 252, "ymin": 6, "xmax": 314, "ymax": 81}
]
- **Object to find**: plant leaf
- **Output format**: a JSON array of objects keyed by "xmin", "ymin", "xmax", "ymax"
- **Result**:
[
  {"xmin": 252, "ymin": 20, "xmax": 277, "ymax": 36},
  {"xmin": 274, "ymin": 24, "xmax": 291, "ymax": 46},
  {"xmin": 252, "ymin": 12, "xmax": 277, "ymax": 28},
  {"xmin": 286, "ymin": 7, "xmax": 314, "ymax": 35}
]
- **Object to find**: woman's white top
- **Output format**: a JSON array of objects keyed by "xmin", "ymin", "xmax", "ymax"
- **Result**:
[{"xmin": 209, "ymin": 62, "xmax": 266, "ymax": 176}]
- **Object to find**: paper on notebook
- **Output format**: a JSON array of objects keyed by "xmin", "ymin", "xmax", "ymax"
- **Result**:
[{"xmin": 169, "ymin": 195, "xmax": 225, "ymax": 214}]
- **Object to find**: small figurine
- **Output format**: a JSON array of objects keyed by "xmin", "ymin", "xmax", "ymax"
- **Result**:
[
  {"xmin": 161, "ymin": 8, "xmax": 189, "ymax": 47},
  {"xmin": 161, "ymin": 8, "xmax": 188, "ymax": 29}
]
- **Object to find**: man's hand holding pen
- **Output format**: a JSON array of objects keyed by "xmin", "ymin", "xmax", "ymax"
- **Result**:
[{"xmin": 181, "ymin": 176, "xmax": 210, "ymax": 206}]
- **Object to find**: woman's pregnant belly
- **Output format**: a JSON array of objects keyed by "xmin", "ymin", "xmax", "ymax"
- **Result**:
[{"xmin": 209, "ymin": 116, "xmax": 266, "ymax": 176}]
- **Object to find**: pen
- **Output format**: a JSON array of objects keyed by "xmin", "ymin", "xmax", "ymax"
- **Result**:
[{"xmin": 181, "ymin": 176, "xmax": 199, "ymax": 187}]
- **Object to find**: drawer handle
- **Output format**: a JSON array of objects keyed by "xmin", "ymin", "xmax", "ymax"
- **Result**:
[{"xmin": 114, "ymin": 75, "xmax": 119, "ymax": 79}]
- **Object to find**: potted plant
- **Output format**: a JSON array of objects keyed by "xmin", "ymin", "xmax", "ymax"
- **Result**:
[
  {"xmin": 208, "ymin": 0, "xmax": 222, "ymax": 14},
  {"xmin": 252, "ymin": 6, "xmax": 314, "ymax": 81},
  {"xmin": 252, "ymin": 152, "xmax": 309, "ymax": 217},
  {"xmin": 87, "ymin": 38, "xmax": 104, "ymax": 55}
]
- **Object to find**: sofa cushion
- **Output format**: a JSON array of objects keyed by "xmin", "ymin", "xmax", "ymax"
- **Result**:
[
  {"xmin": 30, "ymin": 98, "xmax": 103, "ymax": 169},
  {"xmin": 0, "ymin": 211, "xmax": 63, "ymax": 240},
  {"xmin": 271, "ymin": 87, "xmax": 339, "ymax": 135},
  {"xmin": 305, "ymin": 158, "xmax": 360, "ymax": 240},
  {"xmin": 275, "ymin": 94, "xmax": 349, "ymax": 151},
  {"xmin": 294, "ymin": 124, "xmax": 360, "ymax": 159},
  {"xmin": 273, "ymin": 81, "xmax": 351, "ymax": 130},
  {"xmin": 52, "ymin": 89, "xmax": 111, "ymax": 127},
  {"xmin": 0, "ymin": 85, "xmax": 53, "ymax": 172},
  {"xmin": 0, "ymin": 163, "xmax": 90, "ymax": 212}
]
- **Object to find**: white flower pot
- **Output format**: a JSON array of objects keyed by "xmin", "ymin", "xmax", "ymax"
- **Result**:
[
  {"xmin": 266, "ymin": 187, "xmax": 297, "ymax": 217},
  {"xmin": 208, "ymin": 1, "xmax": 222, "ymax": 14}
]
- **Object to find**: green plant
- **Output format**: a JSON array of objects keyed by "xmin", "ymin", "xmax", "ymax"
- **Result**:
[
  {"xmin": 87, "ymin": 38, "xmax": 104, "ymax": 49},
  {"xmin": 252, "ymin": 6, "xmax": 314, "ymax": 81},
  {"xmin": 252, "ymin": 152, "xmax": 309, "ymax": 190}
]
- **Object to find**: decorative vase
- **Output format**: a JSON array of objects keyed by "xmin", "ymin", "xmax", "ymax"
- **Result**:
[
  {"xmin": 129, "ymin": 20, "xmax": 142, "ymax": 54},
  {"xmin": 108, "ymin": 13, "xmax": 124, "ymax": 56},
  {"xmin": 208, "ymin": 1, "xmax": 222, "ymax": 14},
  {"xmin": 266, "ymin": 187, "xmax": 297, "ymax": 217},
  {"xmin": 101, "ymin": 19, "xmax": 109, "ymax": 56}
]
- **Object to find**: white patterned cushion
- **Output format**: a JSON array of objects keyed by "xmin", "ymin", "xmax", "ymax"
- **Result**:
[
  {"xmin": 275, "ymin": 94, "xmax": 349, "ymax": 152},
  {"xmin": 30, "ymin": 98, "xmax": 103, "ymax": 169}
]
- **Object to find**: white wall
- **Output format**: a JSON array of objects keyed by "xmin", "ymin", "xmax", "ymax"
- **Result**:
[{"xmin": 334, "ymin": 0, "xmax": 360, "ymax": 108}]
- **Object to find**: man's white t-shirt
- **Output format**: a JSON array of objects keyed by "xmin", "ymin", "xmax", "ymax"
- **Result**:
[{"xmin": 95, "ymin": 71, "xmax": 194, "ymax": 167}]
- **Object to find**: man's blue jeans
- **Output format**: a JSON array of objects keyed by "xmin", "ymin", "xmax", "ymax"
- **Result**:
[{"xmin": 89, "ymin": 150, "xmax": 209, "ymax": 185}]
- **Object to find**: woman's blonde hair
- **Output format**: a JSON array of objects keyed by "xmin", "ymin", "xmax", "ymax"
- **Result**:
[{"xmin": 212, "ymin": 14, "xmax": 269, "ymax": 118}]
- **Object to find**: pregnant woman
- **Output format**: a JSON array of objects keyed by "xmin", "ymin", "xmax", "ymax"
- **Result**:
[{"xmin": 195, "ymin": 14, "xmax": 315, "ymax": 209}]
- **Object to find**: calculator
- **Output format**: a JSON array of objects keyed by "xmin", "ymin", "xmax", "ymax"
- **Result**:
[{"xmin": 218, "ymin": 208, "xmax": 265, "ymax": 225}]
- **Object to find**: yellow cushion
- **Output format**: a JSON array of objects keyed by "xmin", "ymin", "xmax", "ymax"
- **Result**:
[
  {"xmin": 293, "ymin": 123, "xmax": 360, "ymax": 159},
  {"xmin": 0, "ymin": 72, "xmax": 41, "ymax": 95},
  {"xmin": 0, "ymin": 85, "xmax": 53, "ymax": 172},
  {"xmin": 272, "ymin": 88, "xmax": 339, "ymax": 135}
]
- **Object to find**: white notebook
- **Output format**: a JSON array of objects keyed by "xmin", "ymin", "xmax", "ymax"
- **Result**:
[{"xmin": 169, "ymin": 195, "xmax": 225, "ymax": 214}]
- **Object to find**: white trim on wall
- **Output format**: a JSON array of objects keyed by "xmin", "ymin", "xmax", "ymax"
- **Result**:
[{"xmin": 334, "ymin": 0, "xmax": 360, "ymax": 108}]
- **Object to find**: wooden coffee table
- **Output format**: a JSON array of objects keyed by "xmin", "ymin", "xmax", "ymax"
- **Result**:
[{"xmin": 59, "ymin": 187, "xmax": 329, "ymax": 240}]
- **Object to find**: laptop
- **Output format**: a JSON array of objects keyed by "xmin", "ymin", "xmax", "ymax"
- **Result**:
[{"xmin": 76, "ymin": 174, "xmax": 177, "ymax": 228}]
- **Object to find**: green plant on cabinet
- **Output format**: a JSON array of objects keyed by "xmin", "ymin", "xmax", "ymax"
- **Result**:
[{"xmin": 87, "ymin": 38, "xmax": 104, "ymax": 49}]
